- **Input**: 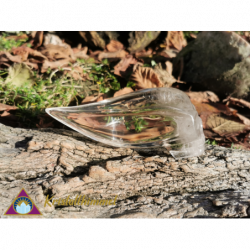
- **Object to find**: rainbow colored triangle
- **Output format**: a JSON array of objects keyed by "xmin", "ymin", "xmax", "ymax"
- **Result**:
[{"xmin": 4, "ymin": 188, "xmax": 42, "ymax": 216}]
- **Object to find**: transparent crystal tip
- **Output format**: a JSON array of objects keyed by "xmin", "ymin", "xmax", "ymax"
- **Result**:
[{"xmin": 46, "ymin": 88, "xmax": 205, "ymax": 159}]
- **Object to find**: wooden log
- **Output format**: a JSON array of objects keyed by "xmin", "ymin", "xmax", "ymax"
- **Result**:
[{"xmin": 0, "ymin": 123, "xmax": 250, "ymax": 218}]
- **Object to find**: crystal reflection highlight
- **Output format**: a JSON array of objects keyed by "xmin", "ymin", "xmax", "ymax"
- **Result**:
[{"xmin": 46, "ymin": 88, "xmax": 205, "ymax": 159}]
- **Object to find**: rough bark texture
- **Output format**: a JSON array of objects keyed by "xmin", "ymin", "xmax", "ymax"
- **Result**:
[{"xmin": 1, "ymin": 123, "xmax": 250, "ymax": 218}]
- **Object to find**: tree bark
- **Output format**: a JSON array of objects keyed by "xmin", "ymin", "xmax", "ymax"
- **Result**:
[{"xmin": 1, "ymin": 123, "xmax": 250, "ymax": 218}]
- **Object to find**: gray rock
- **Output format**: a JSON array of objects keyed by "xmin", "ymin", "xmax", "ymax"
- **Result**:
[{"xmin": 178, "ymin": 31, "xmax": 250, "ymax": 100}]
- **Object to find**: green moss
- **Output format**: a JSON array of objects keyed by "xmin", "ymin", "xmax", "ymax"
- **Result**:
[
  {"xmin": 0, "ymin": 58, "xmax": 122, "ymax": 128},
  {"xmin": 0, "ymin": 32, "xmax": 30, "ymax": 51},
  {"xmin": 183, "ymin": 31, "xmax": 199, "ymax": 39}
]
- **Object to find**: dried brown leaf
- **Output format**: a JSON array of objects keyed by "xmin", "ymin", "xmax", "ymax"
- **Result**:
[
  {"xmin": 203, "ymin": 129, "xmax": 221, "ymax": 140},
  {"xmin": 206, "ymin": 115, "xmax": 248, "ymax": 137},
  {"xmin": 73, "ymin": 47, "xmax": 89, "ymax": 59},
  {"xmin": 158, "ymin": 49, "xmax": 178, "ymax": 59},
  {"xmin": 191, "ymin": 97, "xmax": 250, "ymax": 141},
  {"xmin": 236, "ymin": 113, "xmax": 250, "ymax": 126},
  {"xmin": 28, "ymin": 49, "xmax": 47, "ymax": 60},
  {"xmin": 41, "ymin": 59, "xmax": 69, "ymax": 73},
  {"xmin": 106, "ymin": 40, "xmax": 124, "ymax": 52},
  {"xmin": 98, "ymin": 50, "xmax": 128, "ymax": 61},
  {"xmin": 89, "ymin": 50, "xmax": 103, "ymax": 57},
  {"xmin": 135, "ymin": 49, "xmax": 153, "ymax": 58},
  {"xmin": 11, "ymin": 46, "xmax": 29, "ymax": 61},
  {"xmin": 12, "ymin": 47, "xmax": 47, "ymax": 62},
  {"xmin": 81, "ymin": 95, "xmax": 99, "ymax": 104},
  {"xmin": 186, "ymin": 91, "xmax": 220, "ymax": 103},
  {"xmin": 0, "ymin": 103, "xmax": 18, "ymax": 111},
  {"xmin": 191, "ymin": 101, "xmax": 232, "ymax": 116},
  {"xmin": 81, "ymin": 93, "xmax": 108, "ymax": 104},
  {"xmin": 40, "ymin": 44, "xmax": 73, "ymax": 61},
  {"xmin": 225, "ymin": 97, "xmax": 250, "ymax": 109},
  {"xmin": 113, "ymin": 87, "xmax": 134, "ymax": 97},
  {"xmin": 114, "ymin": 55, "xmax": 143, "ymax": 78},
  {"xmin": 153, "ymin": 67, "xmax": 178, "ymax": 88},
  {"xmin": 191, "ymin": 100, "xmax": 246, "ymax": 139},
  {"xmin": 165, "ymin": 31, "xmax": 187, "ymax": 51},
  {"xmin": 129, "ymin": 66, "xmax": 164, "ymax": 89},
  {"xmin": 31, "ymin": 31, "xmax": 44, "ymax": 48},
  {"xmin": 0, "ymin": 52, "xmax": 22, "ymax": 64},
  {"xmin": 223, "ymin": 97, "xmax": 250, "ymax": 126}
]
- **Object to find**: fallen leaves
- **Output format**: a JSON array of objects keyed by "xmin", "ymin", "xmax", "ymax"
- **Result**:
[
  {"xmin": 114, "ymin": 87, "xmax": 134, "ymax": 97},
  {"xmin": 114, "ymin": 55, "xmax": 143, "ymax": 78},
  {"xmin": 88, "ymin": 39, "xmax": 128, "ymax": 61},
  {"xmin": 224, "ymin": 97, "xmax": 250, "ymax": 126},
  {"xmin": 165, "ymin": 31, "xmax": 187, "ymax": 51},
  {"xmin": 153, "ymin": 63, "xmax": 181, "ymax": 87},
  {"xmin": 0, "ymin": 103, "xmax": 18, "ymax": 111},
  {"xmin": 72, "ymin": 46, "xmax": 89, "ymax": 59},
  {"xmin": 188, "ymin": 92, "xmax": 250, "ymax": 148},
  {"xmin": 5, "ymin": 63, "xmax": 35, "ymax": 87},
  {"xmin": 206, "ymin": 115, "xmax": 247, "ymax": 137},
  {"xmin": 236, "ymin": 113, "xmax": 250, "ymax": 126},
  {"xmin": 130, "ymin": 66, "xmax": 164, "ymax": 89},
  {"xmin": 81, "ymin": 95, "xmax": 99, "ymax": 104},
  {"xmin": 12, "ymin": 46, "xmax": 47, "ymax": 62},
  {"xmin": 0, "ymin": 33, "xmax": 89, "ymax": 75},
  {"xmin": 31, "ymin": 31, "xmax": 44, "ymax": 48},
  {"xmin": 81, "ymin": 93, "xmax": 108, "ymax": 104},
  {"xmin": 40, "ymin": 44, "xmax": 74, "ymax": 61},
  {"xmin": 98, "ymin": 50, "xmax": 128, "ymax": 61},
  {"xmin": 0, "ymin": 31, "xmax": 250, "ymax": 151},
  {"xmin": 129, "ymin": 64, "xmax": 180, "ymax": 90},
  {"xmin": 114, "ymin": 56, "xmax": 180, "ymax": 89},
  {"xmin": 186, "ymin": 91, "xmax": 220, "ymax": 103},
  {"xmin": 106, "ymin": 40, "xmax": 124, "ymax": 52},
  {"xmin": 41, "ymin": 59, "xmax": 70, "ymax": 73},
  {"xmin": 0, "ymin": 51, "xmax": 22, "ymax": 66},
  {"xmin": 225, "ymin": 97, "xmax": 250, "ymax": 109}
]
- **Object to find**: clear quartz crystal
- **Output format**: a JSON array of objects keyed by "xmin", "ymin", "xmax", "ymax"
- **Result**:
[{"xmin": 46, "ymin": 88, "xmax": 205, "ymax": 159}]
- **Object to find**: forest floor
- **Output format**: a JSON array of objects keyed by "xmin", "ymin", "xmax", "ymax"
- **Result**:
[{"xmin": 1, "ymin": 31, "xmax": 250, "ymax": 151}]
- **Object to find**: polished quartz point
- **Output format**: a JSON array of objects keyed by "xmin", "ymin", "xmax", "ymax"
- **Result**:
[{"xmin": 46, "ymin": 88, "xmax": 205, "ymax": 159}]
